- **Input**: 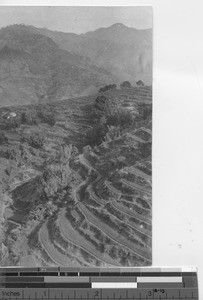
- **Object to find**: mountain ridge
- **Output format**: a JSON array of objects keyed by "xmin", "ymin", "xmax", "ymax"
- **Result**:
[
  {"xmin": 0, "ymin": 23, "xmax": 152, "ymax": 107},
  {"xmin": 33, "ymin": 23, "xmax": 152, "ymax": 85},
  {"xmin": 0, "ymin": 24, "xmax": 117, "ymax": 107}
]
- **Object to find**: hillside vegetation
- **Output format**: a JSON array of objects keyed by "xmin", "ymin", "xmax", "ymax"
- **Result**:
[{"xmin": 0, "ymin": 85, "xmax": 152, "ymax": 267}]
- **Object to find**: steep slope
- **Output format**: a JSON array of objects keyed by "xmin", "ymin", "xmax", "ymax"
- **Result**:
[
  {"xmin": 35, "ymin": 23, "xmax": 152, "ymax": 85},
  {"xmin": 0, "ymin": 25, "xmax": 116, "ymax": 107}
]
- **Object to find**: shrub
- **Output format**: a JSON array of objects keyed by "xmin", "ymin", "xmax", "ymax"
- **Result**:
[
  {"xmin": 21, "ymin": 108, "xmax": 55, "ymax": 126},
  {"xmin": 0, "ymin": 133, "xmax": 8, "ymax": 144},
  {"xmin": 136, "ymin": 80, "xmax": 145, "ymax": 86},
  {"xmin": 37, "ymin": 110, "xmax": 55, "ymax": 126},
  {"xmin": 138, "ymin": 104, "xmax": 152, "ymax": 121},
  {"xmin": 42, "ymin": 164, "xmax": 71, "ymax": 198},
  {"xmin": 99, "ymin": 84, "xmax": 116, "ymax": 93},
  {"xmin": 138, "ymin": 142, "xmax": 151, "ymax": 159},
  {"xmin": 85, "ymin": 125, "xmax": 108, "ymax": 147},
  {"xmin": 27, "ymin": 133, "xmax": 44, "ymax": 149},
  {"xmin": 21, "ymin": 109, "xmax": 38, "ymax": 125},
  {"xmin": 95, "ymin": 95, "xmax": 108, "ymax": 110},
  {"xmin": 120, "ymin": 81, "xmax": 131, "ymax": 89},
  {"xmin": 95, "ymin": 95, "xmax": 119, "ymax": 116}
]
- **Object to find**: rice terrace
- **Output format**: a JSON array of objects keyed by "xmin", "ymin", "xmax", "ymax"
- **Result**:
[{"xmin": 0, "ymin": 7, "xmax": 152, "ymax": 267}]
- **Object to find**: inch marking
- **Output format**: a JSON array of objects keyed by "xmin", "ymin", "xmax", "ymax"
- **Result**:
[{"xmin": 0, "ymin": 287, "xmax": 198, "ymax": 299}]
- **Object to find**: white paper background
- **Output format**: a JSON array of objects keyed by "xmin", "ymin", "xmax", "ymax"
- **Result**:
[{"xmin": 0, "ymin": 0, "xmax": 203, "ymax": 298}]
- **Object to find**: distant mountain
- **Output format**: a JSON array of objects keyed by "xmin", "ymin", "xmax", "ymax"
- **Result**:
[
  {"xmin": 0, "ymin": 25, "xmax": 116, "ymax": 107},
  {"xmin": 0, "ymin": 23, "xmax": 152, "ymax": 107},
  {"xmin": 35, "ymin": 23, "xmax": 152, "ymax": 85},
  {"xmin": 84, "ymin": 23, "xmax": 151, "ymax": 46}
]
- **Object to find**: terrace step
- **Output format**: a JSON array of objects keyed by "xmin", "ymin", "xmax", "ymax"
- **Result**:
[
  {"xmin": 121, "ymin": 178, "xmax": 151, "ymax": 195},
  {"xmin": 78, "ymin": 202, "xmax": 151, "ymax": 263},
  {"xmin": 38, "ymin": 222, "xmax": 77, "ymax": 267},
  {"xmin": 58, "ymin": 208, "xmax": 118, "ymax": 266}
]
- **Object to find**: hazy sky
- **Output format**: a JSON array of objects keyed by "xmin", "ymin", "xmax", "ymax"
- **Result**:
[{"xmin": 0, "ymin": 6, "xmax": 152, "ymax": 33}]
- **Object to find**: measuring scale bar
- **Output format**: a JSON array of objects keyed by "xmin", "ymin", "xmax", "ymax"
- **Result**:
[
  {"xmin": 0, "ymin": 287, "xmax": 199, "ymax": 299},
  {"xmin": 0, "ymin": 267, "xmax": 198, "ymax": 299}
]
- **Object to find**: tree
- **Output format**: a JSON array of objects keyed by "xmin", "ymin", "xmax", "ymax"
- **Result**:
[
  {"xmin": 97, "ymin": 243, "xmax": 105, "ymax": 253},
  {"xmin": 85, "ymin": 125, "xmax": 108, "ymax": 147},
  {"xmin": 139, "ymin": 104, "xmax": 152, "ymax": 120},
  {"xmin": 120, "ymin": 81, "xmax": 131, "ymax": 89},
  {"xmin": 95, "ymin": 95, "xmax": 108, "ymax": 109},
  {"xmin": 104, "ymin": 126, "xmax": 121, "ymax": 142},
  {"xmin": 21, "ymin": 109, "xmax": 38, "ymax": 125},
  {"xmin": 136, "ymin": 80, "xmax": 145, "ymax": 86},
  {"xmin": 26, "ymin": 133, "xmax": 44, "ymax": 149},
  {"xmin": 37, "ymin": 110, "xmax": 55, "ymax": 126},
  {"xmin": 42, "ymin": 163, "xmax": 71, "ymax": 198},
  {"xmin": 95, "ymin": 95, "xmax": 119, "ymax": 116},
  {"xmin": 99, "ymin": 84, "xmax": 117, "ymax": 93},
  {"xmin": 0, "ymin": 133, "xmax": 8, "ymax": 144}
]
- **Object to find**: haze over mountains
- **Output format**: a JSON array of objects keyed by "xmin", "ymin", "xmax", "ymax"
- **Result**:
[{"xmin": 0, "ymin": 23, "xmax": 152, "ymax": 107}]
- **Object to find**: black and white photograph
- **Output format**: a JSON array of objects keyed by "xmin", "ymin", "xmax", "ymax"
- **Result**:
[{"xmin": 0, "ymin": 6, "xmax": 152, "ymax": 267}]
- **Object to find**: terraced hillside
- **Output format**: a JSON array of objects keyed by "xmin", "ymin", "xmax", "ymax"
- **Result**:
[{"xmin": 0, "ymin": 85, "xmax": 152, "ymax": 267}]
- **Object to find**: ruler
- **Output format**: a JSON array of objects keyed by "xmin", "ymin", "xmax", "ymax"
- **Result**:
[{"xmin": 0, "ymin": 267, "xmax": 198, "ymax": 299}]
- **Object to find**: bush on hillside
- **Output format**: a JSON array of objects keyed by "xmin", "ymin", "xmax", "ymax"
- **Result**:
[
  {"xmin": 37, "ymin": 109, "xmax": 55, "ymax": 126},
  {"xmin": 21, "ymin": 108, "xmax": 55, "ymax": 126},
  {"xmin": 85, "ymin": 125, "xmax": 108, "ymax": 147},
  {"xmin": 26, "ymin": 133, "xmax": 45, "ymax": 149},
  {"xmin": 0, "ymin": 133, "xmax": 8, "ymax": 144},
  {"xmin": 99, "ymin": 84, "xmax": 117, "ymax": 93},
  {"xmin": 138, "ymin": 104, "xmax": 152, "ymax": 120},
  {"xmin": 120, "ymin": 81, "xmax": 131, "ymax": 89},
  {"xmin": 21, "ymin": 109, "xmax": 38, "ymax": 125},
  {"xmin": 95, "ymin": 95, "xmax": 119, "ymax": 116},
  {"xmin": 136, "ymin": 80, "xmax": 145, "ymax": 86}
]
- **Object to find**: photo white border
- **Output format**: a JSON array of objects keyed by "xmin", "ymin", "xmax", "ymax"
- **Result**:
[{"xmin": 0, "ymin": 0, "xmax": 202, "ymax": 297}]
